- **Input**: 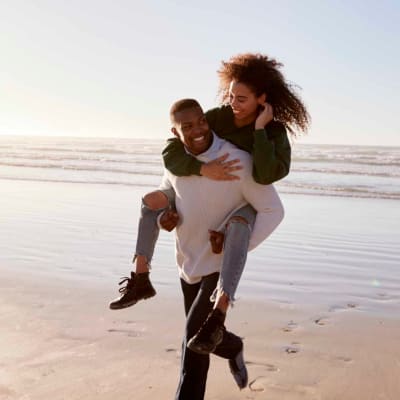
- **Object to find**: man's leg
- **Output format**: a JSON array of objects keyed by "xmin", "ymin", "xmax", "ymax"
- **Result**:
[
  {"xmin": 109, "ymin": 189, "xmax": 175, "ymax": 310},
  {"xmin": 176, "ymin": 276, "xmax": 214, "ymax": 400},
  {"xmin": 177, "ymin": 273, "xmax": 245, "ymax": 399}
]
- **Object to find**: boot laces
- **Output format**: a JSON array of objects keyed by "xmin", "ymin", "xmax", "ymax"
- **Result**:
[{"xmin": 118, "ymin": 275, "xmax": 135, "ymax": 294}]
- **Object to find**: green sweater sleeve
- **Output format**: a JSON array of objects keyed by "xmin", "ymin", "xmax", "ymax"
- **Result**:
[
  {"xmin": 162, "ymin": 138, "xmax": 203, "ymax": 176},
  {"xmin": 252, "ymin": 122, "xmax": 291, "ymax": 185}
]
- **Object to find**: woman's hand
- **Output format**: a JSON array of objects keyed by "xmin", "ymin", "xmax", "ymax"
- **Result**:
[
  {"xmin": 200, "ymin": 153, "xmax": 242, "ymax": 181},
  {"xmin": 255, "ymin": 102, "xmax": 274, "ymax": 130}
]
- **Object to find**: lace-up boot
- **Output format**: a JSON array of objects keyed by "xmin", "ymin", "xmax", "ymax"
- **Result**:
[
  {"xmin": 109, "ymin": 272, "xmax": 156, "ymax": 310},
  {"xmin": 187, "ymin": 308, "xmax": 226, "ymax": 354}
]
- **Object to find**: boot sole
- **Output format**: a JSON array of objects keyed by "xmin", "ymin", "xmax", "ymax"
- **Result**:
[
  {"xmin": 109, "ymin": 291, "xmax": 156, "ymax": 310},
  {"xmin": 187, "ymin": 331, "xmax": 223, "ymax": 355}
]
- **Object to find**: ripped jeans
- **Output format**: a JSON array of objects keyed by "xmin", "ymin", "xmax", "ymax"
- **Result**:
[{"xmin": 134, "ymin": 187, "xmax": 255, "ymax": 303}]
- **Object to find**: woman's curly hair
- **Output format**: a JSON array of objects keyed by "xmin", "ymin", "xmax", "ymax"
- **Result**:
[{"xmin": 218, "ymin": 53, "xmax": 310, "ymax": 136}]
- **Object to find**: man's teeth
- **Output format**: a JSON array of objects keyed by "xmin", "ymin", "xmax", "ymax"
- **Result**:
[{"xmin": 193, "ymin": 136, "xmax": 204, "ymax": 142}]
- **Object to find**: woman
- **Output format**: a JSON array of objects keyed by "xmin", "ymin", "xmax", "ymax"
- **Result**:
[{"xmin": 109, "ymin": 53, "xmax": 310, "ymax": 355}]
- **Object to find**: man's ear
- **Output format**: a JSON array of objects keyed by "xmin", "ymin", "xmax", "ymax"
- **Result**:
[{"xmin": 171, "ymin": 127, "xmax": 179, "ymax": 138}]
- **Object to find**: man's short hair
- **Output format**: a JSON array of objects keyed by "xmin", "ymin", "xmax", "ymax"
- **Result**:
[{"xmin": 170, "ymin": 99, "xmax": 202, "ymax": 124}]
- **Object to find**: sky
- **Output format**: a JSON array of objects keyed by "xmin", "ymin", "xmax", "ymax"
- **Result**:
[{"xmin": 1, "ymin": 0, "xmax": 399, "ymax": 146}]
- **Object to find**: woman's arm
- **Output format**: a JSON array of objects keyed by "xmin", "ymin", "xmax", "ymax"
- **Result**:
[
  {"xmin": 162, "ymin": 138, "xmax": 203, "ymax": 176},
  {"xmin": 162, "ymin": 138, "xmax": 242, "ymax": 180},
  {"xmin": 252, "ymin": 122, "xmax": 291, "ymax": 185}
]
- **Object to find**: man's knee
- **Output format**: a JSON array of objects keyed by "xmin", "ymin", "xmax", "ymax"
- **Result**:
[{"xmin": 143, "ymin": 190, "xmax": 169, "ymax": 210}]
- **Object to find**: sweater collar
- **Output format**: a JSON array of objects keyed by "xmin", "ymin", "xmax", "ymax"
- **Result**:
[{"xmin": 186, "ymin": 132, "xmax": 224, "ymax": 162}]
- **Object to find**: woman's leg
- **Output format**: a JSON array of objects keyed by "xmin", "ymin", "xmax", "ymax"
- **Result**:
[
  {"xmin": 187, "ymin": 204, "xmax": 256, "ymax": 353},
  {"xmin": 134, "ymin": 187, "xmax": 176, "ymax": 272},
  {"xmin": 109, "ymin": 187, "xmax": 176, "ymax": 310},
  {"xmin": 215, "ymin": 204, "xmax": 257, "ymax": 311}
]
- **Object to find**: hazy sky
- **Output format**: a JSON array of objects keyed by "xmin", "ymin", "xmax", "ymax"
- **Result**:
[{"xmin": 1, "ymin": 0, "xmax": 399, "ymax": 145}]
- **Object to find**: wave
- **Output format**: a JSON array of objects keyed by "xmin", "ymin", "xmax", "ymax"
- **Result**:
[
  {"xmin": 278, "ymin": 181, "xmax": 400, "ymax": 200},
  {"xmin": 1, "ymin": 159, "xmax": 398, "ymax": 179},
  {"xmin": 291, "ymin": 167, "xmax": 400, "ymax": 178},
  {"xmin": 292, "ymin": 156, "xmax": 400, "ymax": 167},
  {"xmin": 1, "ymin": 138, "xmax": 399, "ymax": 200},
  {"xmin": 0, "ymin": 161, "xmax": 163, "ymax": 176},
  {"xmin": 1, "ymin": 174, "xmax": 399, "ymax": 200},
  {"xmin": 0, "ymin": 153, "xmax": 162, "ymax": 165}
]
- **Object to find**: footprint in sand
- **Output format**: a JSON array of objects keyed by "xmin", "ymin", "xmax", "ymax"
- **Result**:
[
  {"xmin": 376, "ymin": 292, "xmax": 395, "ymax": 302},
  {"xmin": 107, "ymin": 328, "xmax": 144, "ymax": 337},
  {"xmin": 335, "ymin": 355, "xmax": 353, "ymax": 363},
  {"xmin": 285, "ymin": 342, "xmax": 300, "ymax": 354},
  {"xmin": 249, "ymin": 376, "xmax": 268, "ymax": 392},
  {"xmin": 165, "ymin": 347, "xmax": 181, "ymax": 358},
  {"xmin": 314, "ymin": 317, "xmax": 329, "ymax": 326},
  {"xmin": 246, "ymin": 360, "xmax": 279, "ymax": 372},
  {"xmin": 282, "ymin": 320, "xmax": 298, "ymax": 332},
  {"xmin": 329, "ymin": 303, "xmax": 358, "ymax": 312}
]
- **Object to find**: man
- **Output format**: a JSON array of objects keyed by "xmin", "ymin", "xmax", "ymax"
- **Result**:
[{"xmin": 154, "ymin": 99, "xmax": 283, "ymax": 399}]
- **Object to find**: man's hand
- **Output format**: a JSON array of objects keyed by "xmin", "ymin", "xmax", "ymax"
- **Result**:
[
  {"xmin": 160, "ymin": 210, "xmax": 179, "ymax": 232},
  {"xmin": 255, "ymin": 102, "xmax": 274, "ymax": 130},
  {"xmin": 200, "ymin": 153, "xmax": 242, "ymax": 181}
]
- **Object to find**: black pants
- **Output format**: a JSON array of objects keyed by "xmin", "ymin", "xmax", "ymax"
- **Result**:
[{"xmin": 175, "ymin": 272, "xmax": 243, "ymax": 400}]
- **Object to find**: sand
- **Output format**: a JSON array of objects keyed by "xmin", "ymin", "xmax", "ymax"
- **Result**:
[
  {"xmin": 1, "ymin": 178, "xmax": 400, "ymax": 399},
  {"xmin": 1, "ymin": 270, "xmax": 399, "ymax": 400}
]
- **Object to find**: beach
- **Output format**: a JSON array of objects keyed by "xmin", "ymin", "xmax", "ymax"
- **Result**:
[{"xmin": 1, "ymin": 175, "xmax": 399, "ymax": 400}]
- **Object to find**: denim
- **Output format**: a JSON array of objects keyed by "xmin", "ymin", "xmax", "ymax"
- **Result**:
[
  {"xmin": 176, "ymin": 273, "xmax": 242, "ymax": 400},
  {"xmin": 135, "ymin": 188, "xmax": 255, "ymax": 302},
  {"xmin": 216, "ymin": 204, "xmax": 256, "ymax": 303},
  {"xmin": 134, "ymin": 188, "xmax": 175, "ymax": 265}
]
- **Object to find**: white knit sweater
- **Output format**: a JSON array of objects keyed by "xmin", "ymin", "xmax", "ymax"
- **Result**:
[{"xmin": 160, "ymin": 134, "xmax": 284, "ymax": 284}]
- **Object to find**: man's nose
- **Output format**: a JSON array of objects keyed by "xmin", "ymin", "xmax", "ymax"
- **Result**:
[{"xmin": 192, "ymin": 125, "xmax": 203, "ymax": 135}]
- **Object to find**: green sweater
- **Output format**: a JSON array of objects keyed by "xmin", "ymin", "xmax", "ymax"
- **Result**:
[{"xmin": 162, "ymin": 104, "xmax": 291, "ymax": 185}]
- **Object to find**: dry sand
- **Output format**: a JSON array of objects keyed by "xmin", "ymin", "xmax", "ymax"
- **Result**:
[{"xmin": 1, "ymin": 269, "xmax": 399, "ymax": 400}]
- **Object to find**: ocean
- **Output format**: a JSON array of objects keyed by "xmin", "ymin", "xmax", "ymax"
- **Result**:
[
  {"xmin": 1, "ymin": 135, "xmax": 399, "ymax": 314},
  {"xmin": 1, "ymin": 136, "xmax": 399, "ymax": 200}
]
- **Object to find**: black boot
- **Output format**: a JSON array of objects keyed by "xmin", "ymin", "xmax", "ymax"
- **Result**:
[
  {"xmin": 109, "ymin": 271, "xmax": 156, "ymax": 310},
  {"xmin": 187, "ymin": 308, "xmax": 226, "ymax": 354}
]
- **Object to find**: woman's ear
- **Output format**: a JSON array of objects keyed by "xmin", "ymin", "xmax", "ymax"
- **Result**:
[{"xmin": 258, "ymin": 93, "xmax": 267, "ymax": 104}]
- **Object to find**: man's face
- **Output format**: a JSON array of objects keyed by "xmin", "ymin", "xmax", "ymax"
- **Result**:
[{"xmin": 172, "ymin": 107, "xmax": 212, "ymax": 155}]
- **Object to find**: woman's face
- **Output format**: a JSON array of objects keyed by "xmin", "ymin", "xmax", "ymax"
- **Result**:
[{"xmin": 228, "ymin": 81, "xmax": 266, "ymax": 124}]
